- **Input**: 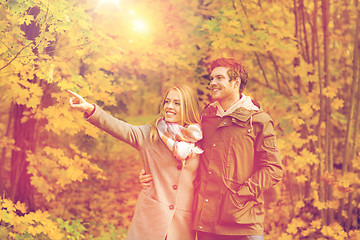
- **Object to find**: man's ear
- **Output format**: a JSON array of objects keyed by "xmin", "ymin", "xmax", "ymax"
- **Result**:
[{"xmin": 234, "ymin": 77, "xmax": 241, "ymax": 88}]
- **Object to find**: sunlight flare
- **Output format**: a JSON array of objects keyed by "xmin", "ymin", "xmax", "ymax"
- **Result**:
[{"xmin": 133, "ymin": 19, "xmax": 149, "ymax": 33}]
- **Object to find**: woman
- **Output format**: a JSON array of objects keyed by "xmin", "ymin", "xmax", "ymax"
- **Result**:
[{"xmin": 68, "ymin": 85, "xmax": 202, "ymax": 240}]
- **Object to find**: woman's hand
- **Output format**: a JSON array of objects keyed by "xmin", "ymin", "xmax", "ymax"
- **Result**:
[
  {"xmin": 68, "ymin": 90, "xmax": 94, "ymax": 114},
  {"xmin": 139, "ymin": 169, "xmax": 153, "ymax": 189}
]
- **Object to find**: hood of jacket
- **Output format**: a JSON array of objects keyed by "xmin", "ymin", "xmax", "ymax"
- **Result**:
[{"xmin": 203, "ymin": 95, "xmax": 263, "ymax": 123}]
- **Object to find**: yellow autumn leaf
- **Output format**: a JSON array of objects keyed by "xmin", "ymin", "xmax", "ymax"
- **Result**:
[
  {"xmin": 294, "ymin": 200, "xmax": 305, "ymax": 213},
  {"xmin": 311, "ymin": 219, "xmax": 322, "ymax": 230},
  {"xmin": 332, "ymin": 98, "xmax": 344, "ymax": 110},
  {"xmin": 314, "ymin": 200, "xmax": 327, "ymax": 210},
  {"xmin": 300, "ymin": 102, "xmax": 314, "ymax": 118},
  {"xmin": 27, "ymin": 225, "xmax": 41, "ymax": 236},
  {"xmin": 1, "ymin": 209, "xmax": 15, "ymax": 224},
  {"xmin": 14, "ymin": 201, "xmax": 27, "ymax": 214},
  {"xmin": 301, "ymin": 228, "xmax": 315, "ymax": 237},
  {"xmin": 291, "ymin": 117, "xmax": 304, "ymax": 129},
  {"xmin": 322, "ymin": 86, "xmax": 338, "ymax": 98},
  {"xmin": 12, "ymin": 216, "xmax": 27, "ymax": 234},
  {"xmin": 278, "ymin": 233, "xmax": 292, "ymax": 240},
  {"xmin": 66, "ymin": 164, "xmax": 84, "ymax": 181},
  {"xmin": 286, "ymin": 218, "xmax": 305, "ymax": 234},
  {"xmin": 31, "ymin": 175, "xmax": 53, "ymax": 196},
  {"xmin": 300, "ymin": 149, "xmax": 319, "ymax": 165},
  {"xmin": 295, "ymin": 175, "xmax": 308, "ymax": 184},
  {"xmin": 308, "ymin": 135, "xmax": 318, "ymax": 142},
  {"xmin": 2, "ymin": 199, "xmax": 15, "ymax": 213},
  {"xmin": 19, "ymin": 213, "xmax": 35, "ymax": 225}
]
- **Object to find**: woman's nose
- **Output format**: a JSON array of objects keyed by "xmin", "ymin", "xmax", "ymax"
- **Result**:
[{"xmin": 166, "ymin": 102, "xmax": 174, "ymax": 109}]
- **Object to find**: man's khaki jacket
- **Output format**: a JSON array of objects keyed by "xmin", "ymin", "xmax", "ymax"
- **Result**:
[{"xmin": 193, "ymin": 102, "xmax": 283, "ymax": 236}]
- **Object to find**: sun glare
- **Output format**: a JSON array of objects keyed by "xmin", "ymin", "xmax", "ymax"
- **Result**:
[{"xmin": 133, "ymin": 19, "xmax": 149, "ymax": 33}]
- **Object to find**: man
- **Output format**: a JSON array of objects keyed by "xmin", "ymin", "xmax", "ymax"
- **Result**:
[
  {"xmin": 140, "ymin": 58, "xmax": 283, "ymax": 239},
  {"xmin": 193, "ymin": 58, "xmax": 283, "ymax": 240}
]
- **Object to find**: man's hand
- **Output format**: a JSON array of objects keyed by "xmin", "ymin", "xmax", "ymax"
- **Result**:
[
  {"xmin": 139, "ymin": 169, "xmax": 153, "ymax": 189},
  {"xmin": 68, "ymin": 90, "xmax": 94, "ymax": 114}
]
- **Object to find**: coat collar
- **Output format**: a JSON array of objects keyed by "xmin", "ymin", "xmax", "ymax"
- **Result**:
[{"xmin": 202, "ymin": 95, "xmax": 262, "ymax": 122}]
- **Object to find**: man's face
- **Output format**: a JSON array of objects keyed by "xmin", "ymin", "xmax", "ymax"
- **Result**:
[{"xmin": 209, "ymin": 67, "xmax": 239, "ymax": 102}]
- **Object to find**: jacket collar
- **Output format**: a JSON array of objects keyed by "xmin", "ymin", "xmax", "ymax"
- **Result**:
[{"xmin": 203, "ymin": 95, "xmax": 262, "ymax": 122}]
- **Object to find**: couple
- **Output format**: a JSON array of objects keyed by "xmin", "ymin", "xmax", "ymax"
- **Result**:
[{"xmin": 68, "ymin": 58, "xmax": 283, "ymax": 240}]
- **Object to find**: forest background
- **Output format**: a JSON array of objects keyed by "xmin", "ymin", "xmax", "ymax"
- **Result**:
[{"xmin": 0, "ymin": 0, "xmax": 359, "ymax": 239}]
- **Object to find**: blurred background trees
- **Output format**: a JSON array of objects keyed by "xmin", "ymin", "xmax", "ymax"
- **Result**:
[{"xmin": 0, "ymin": 0, "xmax": 359, "ymax": 239}]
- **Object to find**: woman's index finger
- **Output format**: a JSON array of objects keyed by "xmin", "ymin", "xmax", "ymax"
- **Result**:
[{"xmin": 67, "ymin": 89, "xmax": 80, "ymax": 98}]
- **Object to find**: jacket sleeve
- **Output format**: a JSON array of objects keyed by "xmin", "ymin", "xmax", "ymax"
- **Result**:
[
  {"xmin": 237, "ymin": 114, "xmax": 283, "ymax": 199},
  {"xmin": 85, "ymin": 105, "xmax": 148, "ymax": 150}
]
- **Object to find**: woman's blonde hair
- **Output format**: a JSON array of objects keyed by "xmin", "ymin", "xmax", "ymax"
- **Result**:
[{"xmin": 150, "ymin": 84, "xmax": 201, "ymax": 142}]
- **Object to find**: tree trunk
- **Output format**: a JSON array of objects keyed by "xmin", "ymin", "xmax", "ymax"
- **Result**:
[
  {"xmin": 321, "ymin": 0, "xmax": 332, "ymax": 225},
  {"xmin": 0, "ymin": 103, "xmax": 14, "ymax": 194},
  {"xmin": 345, "ymin": 3, "xmax": 360, "ymax": 230},
  {"xmin": 9, "ymin": 6, "xmax": 41, "ymax": 209},
  {"xmin": 10, "ymin": 104, "xmax": 36, "ymax": 210}
]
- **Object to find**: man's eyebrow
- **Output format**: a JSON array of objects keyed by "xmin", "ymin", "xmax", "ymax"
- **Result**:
[{"xmin": 211, "ymin": 74, "xmax": 224, "ymax": 78}]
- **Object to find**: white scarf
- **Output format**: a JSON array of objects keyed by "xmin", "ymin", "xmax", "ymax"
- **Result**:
[{"xmin": 157, "ymin": 118, "xmax": 203, "ymax": 164}]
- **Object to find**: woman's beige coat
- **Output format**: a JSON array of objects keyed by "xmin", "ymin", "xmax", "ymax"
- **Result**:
[{"xmin": 86, "ymin": 106, "xmax": 198, "ymax": 240}]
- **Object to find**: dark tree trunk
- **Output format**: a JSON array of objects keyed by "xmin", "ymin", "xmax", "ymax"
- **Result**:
[
  {"xmin": 10, "ymin": 104, "xmax": 36, "ymax": 210},
  {"xmin": 9, "ymin": 6, "xmax": 41, "ymax": 210}
]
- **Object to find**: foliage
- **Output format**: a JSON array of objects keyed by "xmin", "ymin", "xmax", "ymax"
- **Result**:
[
  {"xmin": 1, "ymin": 196, "xmax": 63, "ymax": 239},
  {"xmin": 0, "ymin": 0, "xmax": 360, "ymax": 238}
]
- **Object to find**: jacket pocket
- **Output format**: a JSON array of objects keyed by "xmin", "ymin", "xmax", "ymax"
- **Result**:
[
  {"xmin": 263, "ymin": 136, "xmax": 278, "ymax": 150},
  {"xmin": 219, "ymin": 188, "xmax": 258, "ymax": 225}
]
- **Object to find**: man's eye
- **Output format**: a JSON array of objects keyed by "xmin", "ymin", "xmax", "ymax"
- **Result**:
[{"xmin": 175, "ymin": 102, "xmax": 180, "ymax": 105}]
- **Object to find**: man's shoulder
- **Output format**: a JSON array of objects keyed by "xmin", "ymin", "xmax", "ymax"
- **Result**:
[{"xmin": 252, "ymin": 110, "xmax": 273, "ymax": 123}]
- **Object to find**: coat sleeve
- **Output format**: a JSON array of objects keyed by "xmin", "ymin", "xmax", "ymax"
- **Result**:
[
  {"xmin": 237, "ymin": 113, "xmax": 283, "ymax": 199},
  {"xmin": 85, "ymin": 105, "xmax": 149, "ymax": 150}
]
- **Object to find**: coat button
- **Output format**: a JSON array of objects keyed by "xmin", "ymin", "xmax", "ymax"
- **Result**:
[
  {"xmin": 213, "ymin": 143, "xmax": 216, "ymax": 147},
  {"xmin": 177, "ymin": 165, "xmax": 182, "ymax": 170},
  {"xmin": 169, "ymin": 205, "xmax": 174, "ymax": 210},
  {"xmin": 172, "ymin": 185, "xmax": 178, "ymax": 190},
  {"xmin": 248, "ymin": 129, "xmax": 251, "ymax": 133}
]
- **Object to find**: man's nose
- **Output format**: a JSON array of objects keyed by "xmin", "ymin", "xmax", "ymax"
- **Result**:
[{"xmin": 209, "ymin": 78, "xmax": 217, "ymax": 85}]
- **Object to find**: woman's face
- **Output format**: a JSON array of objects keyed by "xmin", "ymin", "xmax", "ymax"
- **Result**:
[{"xmin": 163, "ymin": 89, "xmax": 182, "ymax": 124}]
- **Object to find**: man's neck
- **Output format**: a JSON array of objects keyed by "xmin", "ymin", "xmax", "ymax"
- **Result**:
[{"xmin": 218, "ymin": 95, "xmax": 241, "ymax": 112}]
